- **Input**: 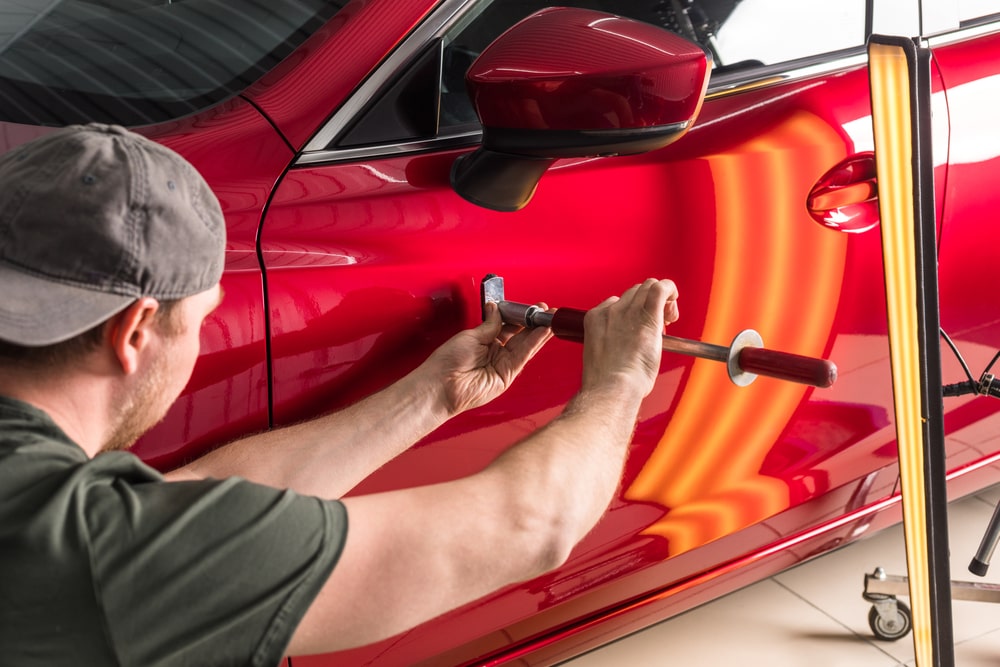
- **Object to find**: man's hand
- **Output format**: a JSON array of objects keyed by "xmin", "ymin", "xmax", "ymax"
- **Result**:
[
  {"xmin": 419, "ymin": 303, "xmax": 552, "ymax": 417},
  {"xmin": 581, "ymin": 279, "xmax": 679, "ymax": 399},
  {"xmin": 292, "ymin": 279, "xmax": 681, "ymax": 653}
]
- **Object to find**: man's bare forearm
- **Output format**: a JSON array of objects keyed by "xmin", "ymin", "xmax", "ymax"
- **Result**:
[
  {"xmin": 289, "ymin": 279, "xmax": 679, "ymax": 654},
  {"xmin": 291, "ymin": 380, "xmax": 647, "ymax": 653},
  {"xmin": 167, "ymin": 304, "xmax": 551, "ymax": 496},
  {"xmin": 478, "ymin": 381, "xmax": 646, "ymax": 567},
  {"xmin": 165, "ymin": 368, "xmax": 450, "ymax": 497}
]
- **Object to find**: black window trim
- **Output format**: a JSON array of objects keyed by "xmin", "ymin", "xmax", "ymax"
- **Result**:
[
  {"xmin": 294, "ymin": 0, "xmax": 882, "ymax": 169},
  {"xmin": 299, "ymin": 0, "xmax": 473, "ymax": 155}
]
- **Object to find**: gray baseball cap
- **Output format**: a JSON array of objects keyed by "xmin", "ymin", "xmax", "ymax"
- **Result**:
[{"xmin": 0, "ymin": 123, "xmax": 226, "ymax": 346}]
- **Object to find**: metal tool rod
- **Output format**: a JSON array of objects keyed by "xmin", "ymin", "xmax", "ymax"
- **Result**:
[
  {"xmin": 505, "ymin": 304, "xmax": 729, "ymax": 362},
  {"xmin": 482, "ymin": 275, "xmax": 836, "ymax": 388},
  {"xmin": 494, "ymin": 298, "xmax": 836, "ymax": 388},
  {"xmin": 662, "ymin": 334, "xmax": 729, "ymax": 363}
]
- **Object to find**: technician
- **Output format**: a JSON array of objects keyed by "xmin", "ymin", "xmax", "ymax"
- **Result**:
[{"xmin": 0, "ymin": 123, "xmax": 679, "ymax": 665}]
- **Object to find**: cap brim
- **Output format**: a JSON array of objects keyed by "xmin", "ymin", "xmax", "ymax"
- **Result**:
[{"xmin": 0, "ymin": 262, "xmax": 134, "ymax": 346}]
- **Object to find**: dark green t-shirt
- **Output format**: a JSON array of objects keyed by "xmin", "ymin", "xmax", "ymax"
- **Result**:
[{"xmin": 0, "ymin": 395, "xmax": 347, "ymax": 666}]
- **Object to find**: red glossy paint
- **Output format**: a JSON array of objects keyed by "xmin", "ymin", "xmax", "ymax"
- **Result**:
[
  {"xmin": 277, "ymin": 58, "xmax": 906, "ymax": 665},
  {"xmin": 931, "ymin": 31, "xmax": 1000, "ymax": 475},
  {"xmin": 5, "ymin": 3, "xmax": 1000, "ymax": 666},
  {"xmin": 244, "ymin": 0, "xmax": 440, "ymax": 149},
  {"xmin": 807, "ymin": 152, "xmax": 880, "ymax": 233},
  {"xmin": 131, "ymin": 100, "xmax": 293, "ymax": 468},
  {"xmin": 468, "ymin": 7, "xmax": 710, "ymax": 131}
]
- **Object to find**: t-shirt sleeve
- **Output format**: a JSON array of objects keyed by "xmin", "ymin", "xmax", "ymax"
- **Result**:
[{"xmin": 83, "ymin": 471, "xmax": 347, "ymax": 667}]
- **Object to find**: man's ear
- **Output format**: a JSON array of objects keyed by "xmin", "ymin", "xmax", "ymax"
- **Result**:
[{"xmin": 107, "ymin": 297, "xmax": 161, "ymax": 375}]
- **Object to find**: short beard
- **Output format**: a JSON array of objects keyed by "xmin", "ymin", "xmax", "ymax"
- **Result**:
[{"xmin": 101, "ymin": 349, "xmax": 173, "ymax": 453}]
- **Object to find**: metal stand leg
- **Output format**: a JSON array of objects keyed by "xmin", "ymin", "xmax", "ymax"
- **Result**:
[
  {"xmin": 970, "ymin": 500, "xmax": 1000, "ymax": 576},
  {"xmin": 863, "ymin": 567, "xmax": 913, "ymax": 641},
  {"xmin": 863, "ymin": 554, "xmax": 1000, "ymax": 642},
  {"xmin": 860, "ymin": 496, "xmax": 1000, "ymax": 640}
]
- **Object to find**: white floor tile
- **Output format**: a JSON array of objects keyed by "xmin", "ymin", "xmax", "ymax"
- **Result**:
[
  {"xmin": 948, "ymin": 628, "xmax": 1000, "ymax": 667},
  {"xmin": 564, "ymin": 485, "xmax": 1000, "ymax": 666},
  {"xmin": 777, "ymin": 492, "xmax": 1000, "ymax": 663},
  {"xmin": 563, "ymin": 579, "xmax": 901, "ymax": 666},
  {"xmin": 975, "ymin": 483, "xmax": 1000, "ymax": 511}
]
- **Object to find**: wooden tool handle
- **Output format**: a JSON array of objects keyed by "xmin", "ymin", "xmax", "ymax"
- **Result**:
[
  {"xmin": 738, "ymin": 347, "xmax": 838, "ymax": 388},
  {"xmin": 550, "ymin": 307, "xmax": 587, "ymax": 340},
  {"xmin": 549, "ymin": 306, "xmax": 837, "ymax": 388}
]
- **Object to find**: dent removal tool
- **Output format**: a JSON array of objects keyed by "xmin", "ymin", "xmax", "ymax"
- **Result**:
[{"xmin": 481, "ymin": 274, "xmax": 837, "ymax": 388}]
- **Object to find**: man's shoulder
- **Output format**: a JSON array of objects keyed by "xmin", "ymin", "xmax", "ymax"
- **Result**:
[
  {"xmin": 0, "ymin": 393, "xmax": 169, "ymax": 542},
  {"xmin": 0, "ymin": 394, "xmax": 87, "ymax": 501},
  {"xmin": 0, "ymin": 394, "xmax": 83, "ymax": 457},
  {"xmin": 1, "ymin": 393, "xmax": 156, "ymax": 477}
]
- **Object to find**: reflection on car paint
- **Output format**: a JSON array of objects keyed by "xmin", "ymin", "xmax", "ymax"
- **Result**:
[
  {"xmin": 3, "ymin": 1, "xmax": 1000, "ymax": 665},
  {"xmin": 629, "ymin": 110, "xmax": 850, "ymax": 555}
]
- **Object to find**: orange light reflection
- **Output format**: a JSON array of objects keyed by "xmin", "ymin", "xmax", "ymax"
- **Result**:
[{"xmin": 627, "ymin": 111, "xmax": 849, "ymax": 555}]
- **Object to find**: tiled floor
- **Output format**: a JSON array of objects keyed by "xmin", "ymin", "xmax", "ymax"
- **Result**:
[{"xmin": 564, "ymin": 483, "xmax": 1000, "ymax": 666}]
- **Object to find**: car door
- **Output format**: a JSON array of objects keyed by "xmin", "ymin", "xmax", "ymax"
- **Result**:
[
  {"xmin": 257, "ymin": 1, "xmax": 945, "ymax": 665},
  {"xmin": 926, "ymin": 3, "xmax": 1000, "ymax": 477}
]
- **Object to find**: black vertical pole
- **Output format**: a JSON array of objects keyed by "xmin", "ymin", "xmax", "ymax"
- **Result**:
[
  {"xmin": 911, "ymin": 40, "xmax": 954, "ymax": 667},
  {"xmin": 868, "ymin": 34, "xmax": 953, "ymax": 666}
]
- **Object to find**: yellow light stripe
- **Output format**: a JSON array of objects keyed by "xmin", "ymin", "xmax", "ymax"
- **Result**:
[{"xmin": 869, "ymin": 41, "xmax": 933, "ymax": 666}]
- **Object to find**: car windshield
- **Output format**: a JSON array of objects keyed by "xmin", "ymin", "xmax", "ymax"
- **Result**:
[{"xmin": 0, "ymin": 0, "xmax": 346, "ymax": 126}]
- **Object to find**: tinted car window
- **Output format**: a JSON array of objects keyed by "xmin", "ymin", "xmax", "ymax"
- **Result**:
[{"xmin": 0, "ymin": 0, "xmax": 346, "ymax": 126}]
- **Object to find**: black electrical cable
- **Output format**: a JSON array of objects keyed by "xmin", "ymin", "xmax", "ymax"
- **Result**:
[
  {"xmin": 940, "ymin": 328, "xmax": 1000, "ymax": 398},
  {"xmin": 940, "ymin": 328, "xmax": 976, "ymax": 383}
]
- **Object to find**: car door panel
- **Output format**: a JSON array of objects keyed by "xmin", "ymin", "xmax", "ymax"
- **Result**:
[
  {"xmin": 132, "ymin": 101, "xmax": 292, "ymax": 469},
  {"xmin": 6, "ymin": 0, "xmax": 1000, "ymax": 665},
  {"xmin": 8, "ymin": 0, "xmax": 992, "ymax": 664},
  {"xmin": 245, "ymin": 0, "xmax": 442, "ymax": 149},
  {"xmin": 931, "ymin": 27, "xmax": 1000, "ymax": 474},
  {"xmin": 269, "ymin": 9, "xmax": 1000, "ymax": 663},
  {"xmin": 266, "ymin": 53, "xmax": 907, "ymax": 664}
]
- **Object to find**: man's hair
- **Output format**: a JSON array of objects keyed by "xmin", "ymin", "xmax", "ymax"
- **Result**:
[{"xmin": 0, "ymin": 299, "xmax": 183, "ymax": 370}]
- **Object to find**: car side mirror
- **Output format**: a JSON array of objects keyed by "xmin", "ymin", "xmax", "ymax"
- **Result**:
[{"xmin": 450, "ymin": 7, "xmax": 711, "ymax": 212}]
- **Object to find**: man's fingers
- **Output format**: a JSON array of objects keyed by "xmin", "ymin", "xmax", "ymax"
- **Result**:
[
  {"xmin": 617, "ymin": 282, "xmax": 643, "ymax": 308},
  {"xmin": 501, "ymin": 324, "xmax": 552, "ymax": 369},
  {"xmin": 496, "ymin": 322, "xmax": 524, "ymax": 345},
  {"xmin": 475, "ymin": 302, "xmax": 504, "ymax": 342},
  {"xmin": 590, "ymin": 295, "xmax": 620, "ymax": 316},
  {"xmin": 642, "ymin": 279, "xmax": 679, "ymax": 326},
  {"xmin": 494, "ymin": 302, "xmax": 549, "ymax": 344},
  {"xmin": 499, "ymin": 303, "xmax": 551, "ymax": 359}
]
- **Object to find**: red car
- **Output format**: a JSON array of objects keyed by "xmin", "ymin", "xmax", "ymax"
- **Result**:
[{"xmin": 3, "ymin": 1, "xmax": 1000, "ymax": 665}]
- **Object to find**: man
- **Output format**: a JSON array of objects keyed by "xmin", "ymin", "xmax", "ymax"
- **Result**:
[{"xmin": 0, "ymin": 124, "xmax": 679, "ymax": 665}]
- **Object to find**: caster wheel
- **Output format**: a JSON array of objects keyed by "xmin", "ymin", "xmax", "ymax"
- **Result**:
[{"xmin": 868, "ymin": 600, "xmax": 912, "ymax": 641}]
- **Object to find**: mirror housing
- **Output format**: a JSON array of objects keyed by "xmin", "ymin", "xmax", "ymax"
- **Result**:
[{"xmin": 451, "ymin": 7, "xmax": 711, "ymax": 211}]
